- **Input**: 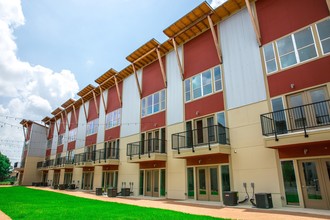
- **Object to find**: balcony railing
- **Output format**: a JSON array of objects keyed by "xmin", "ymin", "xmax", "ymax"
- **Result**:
[
  {"xmin": 14, "ymin": 162, "xmax": 25, "ymax": 168},
  {"xmin": 74, "ymin": 147, "xmax": 119, "ymax": 164},
  {"xmin": 127, "ymin": 138, "xmax": 166, "ymax": 160},
  {"xmin": 171, "ymin": 124, "xmax": 230, "ymax": 154},
  {"xmin": 54, "ymin": 156, "xmax": 74, "ymax": 166},
  {"xmin": 260, "ymin": 100, "xmax": 330, "ymax": 140},
  {"xmin": 36, "ymin": 159, "xmax": 54, "ymax": 168}
]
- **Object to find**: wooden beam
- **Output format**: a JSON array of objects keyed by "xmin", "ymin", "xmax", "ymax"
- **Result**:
[
  {"xmin": 72, "ymin": 105, "xmax": 78, "ymax": 125},
  {"xmin": 207, "ymin": 15, "xmax": 223, "ymax": 64},
  {"xmin": 133, "ymin": 48, "xmax": 157, "ymax": 64},
  {"xmin": 92, "ymin": 91, "xmax": 99, "ymax": 116},
  {"xmin": 64, "ymin": 110, "xmax": 70, "ymax": 130},
  {"xmin": 99, "ymin": 86, "xmax": 107, "ymax": 113},
  {"xmin": 81, "ymin": 99, "xmax": 88, "ymax": 121},
  {"xmin": 132, "ymin": 64, "xmax": 142, "ymax": 99},
  {"xmin": 114, "ymin": 76, "xmax": 122, "ymax": 107},
  {"xmin": 245, "ymin": 0, "xmax": 261, "ymax": 46},
  {"xmin": 326, "ymin": 0, "xmax": 330, "ymax": 13},
  {"xmin": 172, "ymin": 38, "xmax": 184, "ymax": 80},
  {"xmin": 156, "ymin": 47, "xmax": 167, "ymax": 88}
]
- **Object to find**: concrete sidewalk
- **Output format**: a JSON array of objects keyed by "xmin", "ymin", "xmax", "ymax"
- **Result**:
[{"xmin": 24, "ymin": 187, "xmax": 330, "ymax": 220}]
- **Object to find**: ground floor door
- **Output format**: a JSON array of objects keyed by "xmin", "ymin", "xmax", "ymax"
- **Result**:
[
  {"xmin": 145, "ymin": 170, "xmax": 159, "ymax": 197},
  {"xmin": 64, "ymin": 172, "xmax": 72, "ymax": 185},
  {"xmin": 298, "ymin": 158, "xmax": 330, "ymax": 209},
  {"xmin": 197, "ymin": 166, "xmax": 220, "ymax": 201},
  {"xmin": 82, "ymin": 172, "xmax": 94, "ymax": 190},
  {"xmin": 53, "ymin": 172, "xmax": 60, "ymax": 186},
  {"xmin": 102, "ymin": 171, "xmax": 118, "ymax": 192},
  {"xmin": 42, "ymin": 172, "xmax": 48, "ymax": 184}
]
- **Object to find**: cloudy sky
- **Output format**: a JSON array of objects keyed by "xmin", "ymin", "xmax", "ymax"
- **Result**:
[{"xmin": 0, "ymin": 0, "xmax": 225, "ymax": 164}]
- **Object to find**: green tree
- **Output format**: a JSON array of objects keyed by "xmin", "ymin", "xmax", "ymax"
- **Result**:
[{"xmin": 0, "ymin": 152, "xmax": 11, "ymax": 181}]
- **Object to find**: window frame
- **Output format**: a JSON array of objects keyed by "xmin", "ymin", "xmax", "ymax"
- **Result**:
[
  {"xmin": 141, "ymin": 89, "xmax": 166, "ymax": 118},
  {"xmin": 263, "ymin": 43, "xmax": 278, "ymax": 74},
  {"xmin": 184, "ymin": 65, "xmax": 222, "ymax": 103},
  {"xmin": 105, "ymin": 108, "xmax": 122, "ymax": 130},
  {"xmin": 86, "ymin": 118, "xmax": 99, "ymax": 136},
  {"xmin": 316, "ymin": 18, "xmax": 330, "ymax": 55},
  {"xmin": 68, "ymin": 128, "xmax": 77, "ymax": 143}
]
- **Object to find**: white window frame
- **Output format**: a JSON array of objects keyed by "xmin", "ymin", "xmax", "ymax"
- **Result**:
[
  {"xmin": 141, "ymin": 89, "xmax": 166, "ymax": 117},
  {"xmin": 184, "ymin": 65, "xmax": 222, "ymax": 103},
  {"xmin": 86, "ymin": 118, "xmax": 99, "ymax": 136},
  {"xmin": 57, "ymin": 134, "xmax": 64, "ymax": 146},
  {"xmin": 263, "ymin": 43, "xmax": 278, "ymax": 74},
  {"xmin": 68, "ymin": 128, "xmax": 77, "ymax": 143},
  {"xmin": 275, "ymin": 26, "xmax": 318, "ymax": 70},
  {"xmin": 105, "ymin": 108, "xmax": 121, "ymax": 129},
  {"xmin": 316, "ymin": 18, "xmax": 330, "ymax": 55}
]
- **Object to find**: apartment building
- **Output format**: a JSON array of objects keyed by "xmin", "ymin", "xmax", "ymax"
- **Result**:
[{"xmin": 17, "ymin": 0, "xmax": 330, "ymax": 210}]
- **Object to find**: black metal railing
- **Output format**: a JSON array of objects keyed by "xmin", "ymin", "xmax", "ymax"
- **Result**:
[
  {"xmin": 260, "ymin": 100, "xmax": 330, "ymax": 140},
  {"xmin": 14, "ymin": 162, "xmax": 24, "ymax": 168},
  {"xmin": 37, "ymin": 161, "xmax": 43, "ymax": 168},
  {"xmin": 127, "ymin": 138, "xmax": 166, "ymax": 160},
  {"xmin": 171, "ymin": 124, "xmax": 230, "ymax": 154},
  {"xmin": 74, "ymin": 148, "xmax": 119, "ymax": 164},
  {"xmin": 37, "ymin": 159, "xmax": 54, "ymax": 168}
]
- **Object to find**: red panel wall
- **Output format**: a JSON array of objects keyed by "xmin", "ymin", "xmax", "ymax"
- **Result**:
[
  {"xmin": 185, "ymin": 92, "xmax": 224, "ymax": 120},
  {"xmin": 142, "ymin": 57, "xmax": 166, "ymax": 98},
  {"xmin": 107, "ymin": 82, "xmax": 123, "ymax": 113},
  {"xmin": 45, "ymin": 148, "xmax": 51, "ymax": 157},
  {"xmin": 268, "ymin": 57, "xmax": 330, "ymax": 97},
  {"xmin": 85, "ymin": 133, "xmax": 97, "ymax": 146},
  {"xmin": 48, "ymin": 123, "xmax": 55, "ymax": 139},
  {"xmin": 67, "ymin": 141, "xmax": 76, "ymax": 151},
  {"xmin": 104, "ymin": 126, "xmax": 120, "ymax": 141},
  {"xmin": 69, "ymin": 106, "xmax": 80, "ymax": 129},
  {"xmin": 278, "ymin": 140, "xmax": 330, "ymax": 159},
  {"xmin": 141, "ymin": 111, "xmax": 166, "ymax": 132},
  {"xmin": 256, "ymin": 0, "xmax": 329, "ymax": 44},
  {"xmin": 87, "ymin": 95, "xmax": 100, "ymax": 122},
  {"xmin": 56, "ymin": 145, "xmax": 63, "ymax": 154},
  {"xmin": 59, "ymin": 115, "xmax": 66, "ymax": 135},
  {"xmin": 184, "ymin": 30, "xmax": 220, "ymax": 78}
]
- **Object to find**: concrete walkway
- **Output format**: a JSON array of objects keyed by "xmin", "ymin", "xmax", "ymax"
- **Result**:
[{"xmin": 22, "ymin": 187, "xmax": 330, "ymax": 220}]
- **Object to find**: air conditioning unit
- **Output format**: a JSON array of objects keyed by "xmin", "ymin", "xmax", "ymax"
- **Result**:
[
  {"xmin": 223, "ymin": 191, "xmax": 238, "ymax": 206},
  {"xmin": 255, "ymin": 193, "xmax": 273, "ymax": 209}
]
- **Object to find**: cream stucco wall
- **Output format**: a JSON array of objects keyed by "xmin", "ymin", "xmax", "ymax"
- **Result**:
[
  {"xmin": 21, "ymin": 156, "xmax": 43, "ymax": 185},
  {"xmin": 228, "ymin": 101, "xmax": 282, "ymax": 207}
]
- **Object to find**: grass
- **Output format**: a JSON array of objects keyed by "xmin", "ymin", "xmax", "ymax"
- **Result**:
[{"xmin": 0, "ymin": 187, "xmax": 225, "ymax": 220}]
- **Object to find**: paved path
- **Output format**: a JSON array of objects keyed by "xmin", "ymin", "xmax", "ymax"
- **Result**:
[
  {"xmin": 1, "ymin": 186, "xmax": 330, "ymax": 220},
  {"xmin": 24, "ymin": 187, "xmax": 330, "ymax": 220}
]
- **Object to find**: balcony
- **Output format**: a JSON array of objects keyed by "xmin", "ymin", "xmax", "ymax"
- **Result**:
[
  {"xmin": 260, "ymin": 100, "xmax": 330, "ymax": 147},
  {"xmin": 127, "ymin": 138, "xmax": 167, "ymax": 162},
  {"xmin": 37, "ymin": 159, "xmax": 54, "ymax": 170},
  {"xmin": 54, "ymin": 157, "xmax": 74, "ymax": 168},
  {"xmin": 14, "ymin": 162, "xmax": 25, "ymax": 171},
  {"xmin": 74, "ymin": 148, "xmax": 119, "ymax": 167},
  {"xmin": 171, "ymin": 124, "xmax": 230, "ymax": 158}
]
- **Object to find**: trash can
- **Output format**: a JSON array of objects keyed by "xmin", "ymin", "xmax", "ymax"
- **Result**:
[
  {"xmin": 255, "ymin": 193, "xmax": 273, "ymax": 209},
  {"xmin": 107, "ymin": 187, "xmax": 117, "ymax": 197},
  {"xmin": 223, "ymin": 191, "xmax": 238, "ymax": 206},
  {"xmin": 96, "ymin": 188, "xmax": 103, "ymax": 195}
]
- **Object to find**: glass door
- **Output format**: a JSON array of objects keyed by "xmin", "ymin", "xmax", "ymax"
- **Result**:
[
  {"xmin": 197, "ymin": 167, "xmax": 220, "ymax": 201},
  {"xmin": 298, "ymin": 160, "xmax": 329, "ymax": 209},
  {"xmin": 196, "ymin": 120, "xmax": 204, "ymax": 144},
  {"xmin": 287, "ymin": 93, "xmax": 306, "ymax": 130},
  {"xmin": 308, "ymin": 87, "xmax": 329, "ymax": 125},
  {"xmin": 82, "ymin": 172, "xmax": 94, "ymax": 190},
  {"xmin": 144, "ymin": 169, "xmax": 160, "ymax": 197}
]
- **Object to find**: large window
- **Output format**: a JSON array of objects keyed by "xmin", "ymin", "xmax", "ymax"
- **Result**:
[
  {"xmin": 185, "ymin": 66, "xmax": 222, "ymax": 102},
  {"xmin": 276, "ymin": 27, "xmax": 317, "ymax": 69},
  {"xmin": 68, "ymin": 128, "xmax": 77, "ymax": 142},
  {"xmin": 262, "ymin": 20, "xmax": 329, "ymax": 75},
  {"xmin": 47, "ymin": 139, "xmax": 52, "ymax": 149},
  {"xmin": 316, "ymin": 18, "xmax": 330, "ymax": 55},
  {"xmin": 105, "ymin": 108, "xmax": 121, "ymax": 129},
  {"xmin": 86, "ymin": 118, "xmax": 98, "ymax": 136},
  {"xmin": 141, "ymin": 90, "xmax": 166, "ymax": 117},
  {"xmin": 57, "ymin": 134, "xmax": 64, "ymax": 146}
]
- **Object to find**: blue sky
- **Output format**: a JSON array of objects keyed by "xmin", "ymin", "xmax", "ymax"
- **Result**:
[{"xmin": 0, "ymin": 0, "xmax": 224, "ymax": 163}]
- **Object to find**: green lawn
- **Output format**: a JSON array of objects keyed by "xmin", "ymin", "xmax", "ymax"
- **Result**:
[{"xmin": 0, "ymin": 187, "xmax": 225, "ymax": 220}]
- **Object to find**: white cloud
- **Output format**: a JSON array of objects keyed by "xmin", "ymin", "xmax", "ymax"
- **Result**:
[
  {"xmin": 0, "ymin": 0, "xmax": 79, "ymax": 163},
  {"xmin": 210, "ymin": 0, "xmax": 227, "ymax": 8}
]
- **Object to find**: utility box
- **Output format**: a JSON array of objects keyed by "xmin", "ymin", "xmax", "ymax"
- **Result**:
[
  {"xmin": 95, "ymin": 188, "xmax": 103, "ymax": 196},
  {"xmin": 107, "ymin": 188, "xmax": 117, "ymax": 197},
  {"xmin": 121, "ymin": 188, "xmax": 130, "ymax": 196},
  {"xmin": 255, "ymin": 193, "xmax": 273, "ymax": 209},
  {"xmin": 223, "ymin": 191, "xmax": 238, "ymax": 206}
]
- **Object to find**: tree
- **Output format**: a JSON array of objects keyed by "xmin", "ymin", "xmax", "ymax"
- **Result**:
[{"xmin": 0, "ymin": 152, "xmax": 11, "ymax": 181}]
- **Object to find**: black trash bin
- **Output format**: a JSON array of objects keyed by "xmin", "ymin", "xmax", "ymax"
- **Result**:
[
  {"xmin": 255, "ymin": 193, "xmax": 273, "ymax": 209},
  {"xmin": 223, "ymin": 191, "xmax": 238, "ymax": 206},
  {"xmin": 96, "ymin": 188, "xmax": 103, "ymax": 195},
  {"xmin": 107, "ymin": 187, "xmax": 117, "ymax": 197}
]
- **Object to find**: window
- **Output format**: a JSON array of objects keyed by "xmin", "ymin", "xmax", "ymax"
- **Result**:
[
  {"xmin": 276, "ymin": 27, "xmax": 317, "ymax": 69},
  {"xmin": 141, "ymin": 90, "xmax": 166, "ymax": 117},
  {"xmin": 185, "ymin": 66, "xmax": 222, "ymax": 102},
  {"xmin": 68, "ymin": 128, "xmax": 77, "ymax": 142},
  {"xmin": 316, "ymin": 18, "xmax": 330, "ymax": 54},
  {"xmin": 263, "ymin": 43, "xmax": 277, "ymax": 74},
  {"xmin": 105, "ymin": 108, "xmax": 121, "ymax": 129},
  {"xmin": 47, "ymin": 139, "xmax": 52, "ymax": 149},
  {"xmin": 57, "ymin": 134, "xmax": 64, "ymax": 146},
  {"xmin": 271, "ymin": 97, "xmax": 288, "ymax": 134},
  {"xmin": 86, "ymin": 118, "xmax": 98, "ymax": 136},
  {"xmin": 216, "ymin": 112, "xmax": 226, "ymax": 127}
]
